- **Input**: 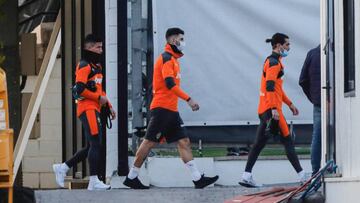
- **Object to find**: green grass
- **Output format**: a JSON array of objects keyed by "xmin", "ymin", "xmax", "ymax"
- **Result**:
[
  {"xmin": 154, "ymin": 147, "xmax": 310, "ymax": 157},
  {"xmin": 260, "ymin": 147, "xmax": 310, "ymax": 156}
]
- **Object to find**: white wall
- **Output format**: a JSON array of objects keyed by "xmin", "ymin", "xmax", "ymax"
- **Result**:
[
  {"xmin": 324, "ymin": 0, "xmax": 360, "ymax": 201},
  {"xmin": 332, "ymin": 0, "xmax": 360, "ymax": 178},
  {"xmin": 325, "ymin": 178, "xmax": 360, "ymax": 203},
  {"xmin": 320, "ymin": 0, "xmax": 327, "ymax": 169},
  {"xmin": 105, "ymin": 0, "xmax": 118, "ymax": 179}
]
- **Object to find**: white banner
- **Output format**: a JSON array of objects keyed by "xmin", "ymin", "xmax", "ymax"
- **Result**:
[{"xmin": 153, "ymin": 0, "xmax": 320, "ymax": 126}]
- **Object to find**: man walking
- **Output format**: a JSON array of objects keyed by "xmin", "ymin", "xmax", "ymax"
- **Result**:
[
  {"xmin": 123, "ymin": 28, "xmax": 219, "ymax": 189},
  {"xmin": 53, "ymin": 34, "xmax": 115, "ymax": 190},
  {"xmin": 239, "ymin": 33, "xmax": 306, "ymax": 187}
]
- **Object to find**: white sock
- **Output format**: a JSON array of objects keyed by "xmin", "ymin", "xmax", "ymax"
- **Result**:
[
  {"xmin": 242, "ymin": 171, "xmax": 252, "ymax": 180},
  {"xmin": 127, "ymin": 166, "xmax": 140, "ymax": 179},
  {"xmin": 298, "ymin": 170, "xmax": 305, "ymax": 177},
  {"xmin": 90, "ymin": 175, "xmax": 98, "ymax": 183},
  {"xmin": 185, "ymin": 160, "xmax": 201, "ymax": 181},
  {"xmin": 61, "ymin": 163, "xmax": 70, "ymax": 172}
]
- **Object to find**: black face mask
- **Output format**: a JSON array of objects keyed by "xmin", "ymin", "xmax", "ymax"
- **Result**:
[
  {"xmin": 170, "ymin": 44, "xmax": 183, "ymax": 55},
  {"xmin": 83, "ymin": 50, "xmax": 102, "ymax": 64}
]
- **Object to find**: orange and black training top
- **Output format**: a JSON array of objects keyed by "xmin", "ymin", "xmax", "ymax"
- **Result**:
[
  {"xmin": 75, "ymin": 61, "xmax": 112, "ymax": 117},
  {"xmin": 258, "ymin": 52, "xmax": 292, "ymax": 115},
  {"xmin": 150, "ymin": 43, "xmax": 190, "ymax": 112}
]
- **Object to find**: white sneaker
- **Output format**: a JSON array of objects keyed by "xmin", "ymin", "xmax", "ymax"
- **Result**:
[
  {"xmin": 87, "ymin": 179, "xmax": 111, "ymax": 191},
  {"xmin": 298, "ymin": 170, "xmax": 308, "ymax": 184},
  {"xmin": 239, "ymin": 172, "xmax": 263, "ymax": 188},
  {"xmin": 53, "ymin": 164, "xmax": 66, "ymax": 188}
]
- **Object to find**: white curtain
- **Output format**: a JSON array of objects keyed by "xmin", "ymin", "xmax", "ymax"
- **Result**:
[{"xmin": 153, "ymin": 0, "xmax": 320, "ymax": 126}]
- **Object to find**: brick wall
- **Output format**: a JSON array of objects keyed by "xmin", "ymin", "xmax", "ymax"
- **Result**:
[{"xmin": 22, "ymin": 59, "xmax": 62, "ymax": 189}]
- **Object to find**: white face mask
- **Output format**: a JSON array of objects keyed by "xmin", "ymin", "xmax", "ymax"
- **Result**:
[{"xmin": 176, "ymin": 40, "xmax": 186, "ymax": 51}]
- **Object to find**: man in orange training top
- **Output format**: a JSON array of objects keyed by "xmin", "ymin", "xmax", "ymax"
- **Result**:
[
  {"xmin": 123, "ymin": 28, "xmax": 219, "ymax": 189},
  {"xmin": 239, "ymin": 33, "xmax": 306, "ymax": 188},
  {"xmin": 53, "ymin": 34, "xmax": 115, "ymax": 190}
]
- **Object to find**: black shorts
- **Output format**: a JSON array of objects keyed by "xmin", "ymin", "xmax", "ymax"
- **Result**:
[{"xmin": 145, "ymin": 108, "xmax": 188, "ymax": 143}]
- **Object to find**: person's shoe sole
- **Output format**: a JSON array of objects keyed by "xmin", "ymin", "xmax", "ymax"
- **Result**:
[
  {"xmin": 87, "ymin": 186, "xmax": 111, "ymax": 191},
  {"xmin": 238, "ymin": 181, "xmax": 261, "ymax": 188}
]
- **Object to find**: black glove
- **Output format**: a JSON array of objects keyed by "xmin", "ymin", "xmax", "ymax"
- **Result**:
[
  {"xmin": 101, "ymin": 103, "xmax": 112, "ymax": 129},
  {"xmin": 86, "ymin": 80, "xmax": 97, "ymax": 92},
  {"xmin": 265, "ymin": 118, "xmax": 280, "ymax": 140}
]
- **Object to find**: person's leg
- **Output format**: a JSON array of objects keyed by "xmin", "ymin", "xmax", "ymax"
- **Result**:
[
  {"xmin": 176, "ymin": 137, "xmax": 219, "ymax": 188},
  {"xmin": 167, "ymin": 112, "xmax": 218, "ymax": 189},
  {"xmin": 169, "ymin": 114, "xmax": 201, "ymax": 181},
  {"xmin": 129, "ymin": 139, "xmax": 157, "ymax": 178},
  {"xmin": 88, "ymin": 136, "xmax": 101, "ymax": 176},
  {"xmin": 177, "ymin": 137, "xmax": 201, "ymax": 181},
  {"xmin": 66, "ymin": 112, "xmax": 93, "ymax": 167},
  {"xmin": 65, "ymin": 146, "xmax": 89, "ymax": 168},
  {"xmin": 278, "ymin": 112, "xmax": 306, "ymax": 182},
  {"xmin": 279, "ymin": 135, "xmax": 306, "ymax": 183},
  {"xmin": 124, "ymin": 109, "xmax": 162, "ymax": 189},
  {"xmin": 177, "ymin": 137, "xmax": 193, "ymax": 163},
  {"xmin": 311, "ymin": 106, "xmax": 322, "ymax": 175},
  {"xmin": 123, "ymin": 139, "xmax": 157, "ymax": 189},
  {"xmin": 279, "ymin": 136, "xmax": 303, "ymax": 173},
  {"xmin": 65, "ymin": 141, "xmax": 89, "ymax": 169},
  {"xmin": 278, "ymin": 113, "xmax": 303, "ymax": 173},
  {"xmin": 85, "ymin": 110, "xmax": 110, "ymax": 190},
  {"xmin": 53, "ymin": 112, "xmax": 90, "ymax": 188},
  {"xmin": 87, "ymin": 136, "xmax": 110, "ymax": 190},
  {"xmin": 132, "ymin": 109, "xmax": 162, "ymax": 169},
  {"xmin": 279, "ymin": 113, "xmax": 303, "ymax": 173},
  {"xmin": 239, "ymin": 117, "xmax": 268, "ymax": 187},
  {"xmin": 245, "ymin": 118, "xmax": 269, "ymax": 173},
  {"xmin": 239, "ymin": 111, "xmax": 274, "ymax": 187}
]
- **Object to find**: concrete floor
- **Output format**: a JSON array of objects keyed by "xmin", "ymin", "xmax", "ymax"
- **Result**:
[
  {"xmin": 35, "ymin": 186, "xmax": 267, "ymax": 203},
  {"xmin": 35, "ymin": 185, "xmax": 326, "ymax": 203}
]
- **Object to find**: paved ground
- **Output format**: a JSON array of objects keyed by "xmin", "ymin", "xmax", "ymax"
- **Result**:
[{"xmin": 35, "ymin": 186, "xmax": 268, "ymax": 203}]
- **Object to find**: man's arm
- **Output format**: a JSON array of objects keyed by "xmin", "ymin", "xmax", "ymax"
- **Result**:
[
  {"xmin": 101, "ymin": 91, "xmax": 113, "ymax": 108},
  {"xmin": 164, "ymin": 78, "xmax": 191, "ymax": 101},
  {"xmin": 282, "ymin": 88, "xmax": 299, "ymax": 115},
  {"xmin": 162, "ymin": 60, "xmax": 199, "ymax": 111},
  {"xmin": 299, "ymin": 51, "xmax": 312, "ymax": 102},
  {"xmin": 282, "ymin": 88, "xmax": 292, "ymax": 107},
  {"xmin": 101, "ymin": 91, "xmax": 116, "ymax": 119},
  {"xmin": 74, "ymin": 64, "xmax": 101, "ymax": 101},
  {"xmin": 162, "ymin": 61, "xmax": 190, "ymax": 101}
]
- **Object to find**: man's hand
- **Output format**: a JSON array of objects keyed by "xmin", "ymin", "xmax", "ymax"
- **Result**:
[
  {"xmin": 187, "ymin": 98, "xmax": 200, "ymax": 111},
  {"xmin": 110, "ymin": 108, "xmax": 116, "ymax": 120},
  {"xmin": 99, "ymin": 96, "xmax": 108, "ymax": 106},
  {"xmin": 289, "ymin": 104, "xmax": 299, "ymax": 116},
  {"xmin": 271, "ymin": 109, "xmax": 280, "ymax": 120}
]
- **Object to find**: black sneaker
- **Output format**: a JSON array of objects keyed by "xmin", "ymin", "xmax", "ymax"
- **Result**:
[
  {"xmin": 193, "ymin": 174, "xmax": 219, "ymax": 189},
  {"xmin": 123, "ymin": 177, "xmax": 150, "ymax": 189}
]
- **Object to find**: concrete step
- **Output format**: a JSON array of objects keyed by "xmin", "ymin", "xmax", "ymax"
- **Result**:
[{"xmin": 111, "ymin": 157, "xmax": 312, "ymax": 187}]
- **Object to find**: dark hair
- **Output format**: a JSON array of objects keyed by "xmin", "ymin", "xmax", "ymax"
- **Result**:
[
  {"xmin": 84, "ymin": 34, "xmax": 102, "ymax": 45},
  {"xmin": 165, "ymin": 27, "xmax": 184, "ymax": 39},
  {"xmin": 266, "ymin": 33, "xmax": 289, "ymax": 49}
]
